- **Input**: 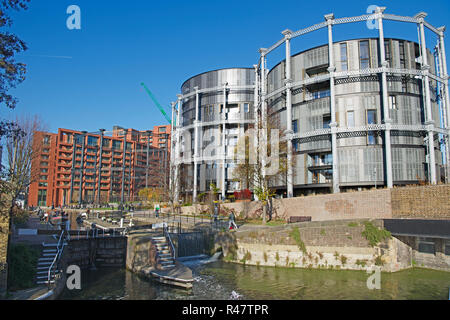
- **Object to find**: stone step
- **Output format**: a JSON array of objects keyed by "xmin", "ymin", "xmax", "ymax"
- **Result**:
[
  {"xmin": 159, "ymin": 253, "xmax": 172, "ymax": 258},
  {"xmin": 43, "ymin": 249, "xmax": 57, "ymax": 253},
  {"xmin": 37, "ymin": 265, "xmax": 56, "ymax": 270},
  {"xmin": 42, "ymin": 253, "xmax": 58, "ymax": 257},
  {"xmin": 38, "ymin": 257, "xmax": 56, "ymax": 262},
  {"xmin": 159, "ymin": 259, "xmax": 173, "ymax": 264},
  {"xmin": 160, "ymin": 264, "xmax": 175, "ymax": 270},
  {"xmin": 36, "ymin": 275, "xmax": 55, "ymax": 280},
  {"xmin": 36, "ymin": 270, "xmax": 54, "ymax": 275},
  {"xmin": 36, "ymin": 280, "xmax": 55, "ymax": 285},
  {"xmin": 42, "ymin": 242, "xmax": 67, "ymax": 247}
]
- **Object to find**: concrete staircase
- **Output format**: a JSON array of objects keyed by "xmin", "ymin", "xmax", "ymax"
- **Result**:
[
  {"xmin": 35, "ymin": 241, "xmax": 65, "ymax": 285},
  {"xmin": 152, "ymin": 236, "xmax": 175, "ymax": 270}
]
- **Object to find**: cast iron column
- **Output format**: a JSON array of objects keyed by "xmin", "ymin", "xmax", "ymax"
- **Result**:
[
  {"xmin": 377, "ymin": 7, "xmax": 394, "ymax": 188},
  {"xmin": 325, "ymin": 13, "xmax": 340, "ymax": 193}
]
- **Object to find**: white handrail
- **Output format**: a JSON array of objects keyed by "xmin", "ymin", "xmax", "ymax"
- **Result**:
[
  {"xmin": 163, "ymin": 225, "xmax": 176, "ymax": 259},
  {"xmin": 47, "ymin": 230, "xmax": 65, "ymax": 287}
]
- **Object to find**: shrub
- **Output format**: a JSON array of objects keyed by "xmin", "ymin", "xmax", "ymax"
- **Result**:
[
  {"xmin": 334, "ymin": 251, "xmax": 340, "ymax": 260},
  {"xmin": 348, "ymin": 222, "xmax": 359, "ymax": 227},
  {"xmin": 340, "ymin": 255, "xmax": 348, "ymax": 265},
  {"xmin": 361, "ymin": 221, "xmax": 391, "ymax": 247},
  {"xmin": 374, "ymin": 255, "xmax": 385, "ymax": 266},
  {"xmin": 320, "ymin": 229, "xmax": 326, "ymax": 236},
  {"xmin": 7, "ymin": 244, "xmax": 40, "ymax": 291}
]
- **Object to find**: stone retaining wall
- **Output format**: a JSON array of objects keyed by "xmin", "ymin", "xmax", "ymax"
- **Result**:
[{"xmin": 215, "ymin": 220, "xmax": 415, "ymax": 272}]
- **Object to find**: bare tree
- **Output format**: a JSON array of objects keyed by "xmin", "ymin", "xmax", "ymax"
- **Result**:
[
  {"xmin": 232, "ymin": 116, "xmax": 295, "ymax": 223},
  {"xmin": 2, "ymin": 115, "xmax": 46, "ymax": 218}
]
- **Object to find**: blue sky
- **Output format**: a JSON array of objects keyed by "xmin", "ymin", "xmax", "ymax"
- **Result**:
[{"xmin": 2, "ymin": 0, "xmax": 450, "ymax": 133}]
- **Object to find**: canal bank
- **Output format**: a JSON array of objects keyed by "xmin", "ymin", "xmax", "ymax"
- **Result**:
[{"xmin": 214, "ymin": 219, "xmax": 450, "ymax": 273}]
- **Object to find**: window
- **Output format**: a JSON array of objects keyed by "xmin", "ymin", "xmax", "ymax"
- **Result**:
[
  {"xmin": 38, "ymin": 190, "xmax": 47, "ymax": 206},
  {"xmin": 322, "ymin": 114, "xmax": 331, "ymax": 128},
  {"xmin": 40, "ymin": 161, "xmax": 48, "ymax": 167},
  {"xmin": 445, "ymin": 240, "xmax": 450, "ymax": 256},
  {"xmin": 75, "ymin": 134, "xmax": 84, "ymax": 145},
  {"xmin": 359, "ymin": 40, "xmax": 370, "ymax": 69},
  {"xmin": 112, "ymin": 140, "xmax": 122, "ymax": 150},
  {"xmin": 292, "ymin": 120, "xmax": 298, "ymax": 133},
  {"xmin": 384, "ymin": 40, "xmax": 391, "ymax": 67},
  {"xmin": 340, "ymin": 43, "xmax": 348, "ymax": 71},
  {"xmin": 389, "ymin": 96, "xmax": 397, "ymax": 110},
  {"xmin": 87, "ymin": 136, "xmax": 98, "ymax": 146},
  {"xmin": 41, "ymin": 168, "xmax": 48, "ymax": 173},
  {"xmin": 243, "ymin": 103, "xmax": 249, "ymax": 113},
  {"xmin": 43, "ymin": 135, "xmax": 50, "ymax": 145},
  {"xmin": 418, "ymin": 237, "xmax": 435, "ymax": 254},
  {"xmin": 347, "ymin": 111, "xmax": 355, "ymax": 127},
  {"xmin": 367, "ymin": 110, "xmax": 377, "ymax": 145},
  {"xmin": 293, "ymin": 140, "xmax": 298, "ymax": 152},
  {"xmin": 159, "ymin": 127, "xmax": 166, "ymax": 133},
  {"xmin": 102, "ymin": 139, "xmax": 110, "ymax": 147},
  {"xmin": 40, "ymin": 175, "xmax": 48, "ymax": 181},
  {"xmin": 43, "ymin": 148, "xmax": 50, "ymax": 153},
  {"xmin": 399, "ymin": 42, "xmax": 406, "ymax": 69},
  {"xmin": 41, "ymin": 155, "xmax": 49, "ymax": 160}
]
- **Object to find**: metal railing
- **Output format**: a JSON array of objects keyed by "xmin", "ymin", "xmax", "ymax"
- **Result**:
[
  {"xmin": 47, "ymin": 230, "xmax": 66, "ymax": 288},
  {"xmin": 163, "ymin": 224, "xmax": 176, "ymax": 259},
  {"xmin": 68, "ymin": 227, "xmax": 126, "ymax": 240}
]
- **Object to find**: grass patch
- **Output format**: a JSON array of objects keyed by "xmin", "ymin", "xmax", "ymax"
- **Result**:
[
  {"xmin": 348, "ymin": 222, "xmax": 359, "ymax": 227},
  {"xmin": 361, "ymin": 221, "xmax": 391, "ymax": 247},
  {"xmin": 289, "ymin": 227, "xmax": 307, "ymax": 254},
  {"xmin": 356, "ymin": 259, "xmax": 368, "ymax": 267}
]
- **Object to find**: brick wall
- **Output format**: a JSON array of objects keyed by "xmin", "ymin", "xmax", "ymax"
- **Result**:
[
  {"xmin": 276, "ymin": 189, "xmax": 392, "ymax": 221},
  {"xmin": 391, "ymin": 184, "xmax": 450, "ymax": 219},
  {"xmin": 173, "ymin": 184, "xmax": 450, "ymax": 222}
]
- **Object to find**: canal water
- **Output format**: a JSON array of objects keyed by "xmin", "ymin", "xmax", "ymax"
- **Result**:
[{"xmin": 59, "ymin": 260, "xmax": 450, "ymax": 300}]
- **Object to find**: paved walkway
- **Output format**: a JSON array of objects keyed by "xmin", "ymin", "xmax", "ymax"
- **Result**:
[{"xmin": 11, "ymin": 214, "xmax": 59, "ymax": 246}]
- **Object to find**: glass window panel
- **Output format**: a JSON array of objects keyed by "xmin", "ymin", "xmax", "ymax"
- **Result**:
[
  {"xmin": 359, "ymin": 40, "xmax": 370, "ymax": 69},
  {"xmin": 347, "ymin": 111, "xmax": 355, "ymax": 127}
]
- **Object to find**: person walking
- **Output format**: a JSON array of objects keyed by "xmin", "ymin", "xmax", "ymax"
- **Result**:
[{"xmin": 228, "ymin": 211, "xmax": 238, "ymax": 230}]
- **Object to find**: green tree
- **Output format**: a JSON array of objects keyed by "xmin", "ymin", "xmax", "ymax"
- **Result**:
[{"xmin": 0, "ymin": 1, "xmax": 30, "ymax": 138}]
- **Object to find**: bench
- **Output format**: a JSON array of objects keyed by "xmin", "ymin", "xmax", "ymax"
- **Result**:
[{"xmin": 288, "ymin": 216, "xmax": 312, "ymax": 223}]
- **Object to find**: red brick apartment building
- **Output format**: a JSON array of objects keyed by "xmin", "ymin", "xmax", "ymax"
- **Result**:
[{"xmin": 28, "ymin": 126, "xmax": 171, "ymax": 207}]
